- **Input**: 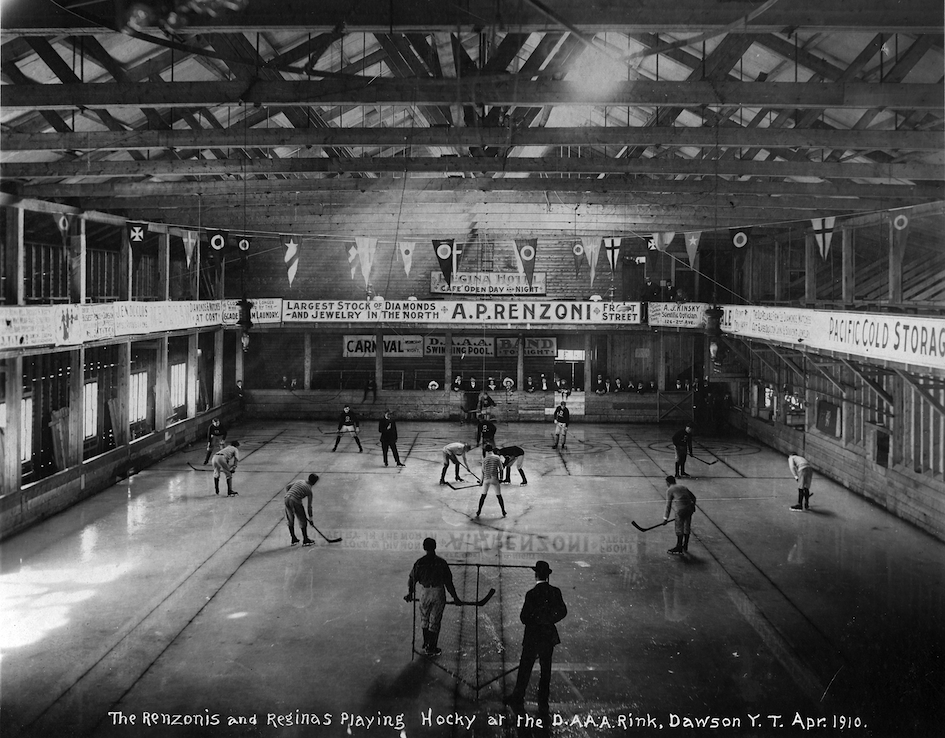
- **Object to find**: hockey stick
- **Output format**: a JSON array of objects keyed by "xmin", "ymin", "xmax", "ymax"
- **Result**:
[
  {"xmin": 451, "ymin": 588, "xmax": 496, "ymax": 607},
  {"xmin": 632, "ymin": 518, "xmax": 674, "ymax": 532},
  {"xmin": 460, "ymin": 461, "xmax": 482, "ymax": 484},
  {"xmin": 187, "ymin": 462, "xmax": 212, "ymax": 471},
  {"xmin": 690, "ymin": 454, "xmax": 718, "ymax": 465},
  {"xmin": 308, "ymin": 519, "xmax": 342, "ymax": 543}
]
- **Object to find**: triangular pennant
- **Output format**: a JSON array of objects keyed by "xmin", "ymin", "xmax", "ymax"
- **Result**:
[
  {"xmin": 54, "ymin": 213, "xmax": 75, "ymax": 246},
  {"xmin": 236, "ymin": 235, "xmax": 252, "ymax": 253},
  {"xmin": 451, "ymin": 240, "xmax": 465, "ymax": 276},
  {"xmin": 730, "ymin": 227, "xmax": 751, "ymax": 249},
  {"xmin": 355, "ymin": 236, "xmax": 378, "ymax": 288},
  {"xmin": 684, "ymin": 232, "xmax": 702, "ymax": 268},
  {"xmin": 433, "ymin": 238, "xmax": 455, "ymax": 286},
  {"xmin": 581, "ymin": 236, "xmax": 601, "ymax": 287},
  {"xmin": 346, "ymin": 242, "xmax": 360, "ymax": 281},
  {"xmin": 571, "ymin": 241, "xmax": 584, "ymax": 277},
  {"xmin": 282, "ymin": 235, "xmax": 300, "ymax": 287},
  {"xmin": 181, "ymin": 230, "xmax": 198, "ymax": 268},
  {"xmin": 128, "ymin": 221, "xmax": 148, "ymax": 245},
  {"xmin": 810, "ymin": 218, "xmax": 836, "ymax": 260},
  {"xmin": 603, "ymin": 237, "xmax": 621, "ymax": 272},
  {"xmin": 398, "ymin": 241, "xmax": 415, "ymax": 276},
  {"xmin": 208, "ymin": 229, "xmax": 228, "ymax": 252},
  {"xmin": 514, "ymin": 238, "xmax": 538, "ymax": 287},
  {"xmin": 648, "ymin": 232, "xmax": 675, "ymax": 252},
  {"xmin": 891, "ymin": 209, "xmax": 911, "ymax": 263}
]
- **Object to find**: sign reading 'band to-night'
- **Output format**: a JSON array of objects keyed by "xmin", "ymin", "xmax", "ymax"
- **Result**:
[{"xmin": 282, "ymin": 300, "xmax": 643, "ymax": 325}]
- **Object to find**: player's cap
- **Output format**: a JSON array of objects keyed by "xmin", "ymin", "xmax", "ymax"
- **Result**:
[{"xmin": 533, "ymin": 560, "xmax": 552, "ymax": 577}]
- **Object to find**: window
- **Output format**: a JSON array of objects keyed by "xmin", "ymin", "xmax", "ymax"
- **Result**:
[
  {"xmin": 129, "ymin": 372, "xmax": 149, "ymax": 423},
  {"xmin": 170, "ymin": 363, "xmax": 186, "ymax": 409},
  {"xmin": 83, "ymin": 381, "xmax": 98, "ymax": 439}
]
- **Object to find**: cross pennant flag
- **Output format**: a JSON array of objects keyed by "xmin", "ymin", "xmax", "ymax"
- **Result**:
[
  {"xmin": 730, "ymin": 227, "xmax": 752, "ymax": 249},
  {"xmin": 128, "ymin": 221, "xmax": 148, "ymax": 245},
  {"xmin": 513, "ymin": 238, "xmax": 538, "ymax": 288},
  {"xmin": 603, "ymin": 237, "xmax": 621, "ymax": 272},
  {"xmin": 648, "ymin": 232, "xmax": 675, "ymax": 252},
  {"xmin": 684, "ymin": 232, "xmax": 702, "ymax": 268},
  {"xmin": 282, "ymin": 235, "xmax": 300, "ymax": 286},
  {"xmin": 810, "ymin": 217, "xmax": 836, "ymax": 260},
  {"xmin": 181, "ymin": 230, "xmax": 198, "ymax": 267},
  {"xmin": 398, "ymin": 242, "xmax": 415, "ymax": 276},
  {"xmin": 433, "ymin": 238, "xmax": 463, "ymax": 286},
  {"xmin": 581, "ymin": 236, "xmax": 601, "ymax": 286}
]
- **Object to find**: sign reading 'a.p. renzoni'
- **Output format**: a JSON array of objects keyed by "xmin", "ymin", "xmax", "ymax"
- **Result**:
[{"xmin": 282, "ymin": 300, "xmax": 642, "ymax": 325}]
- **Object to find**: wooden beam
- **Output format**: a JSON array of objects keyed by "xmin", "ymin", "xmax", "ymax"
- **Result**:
[
  {"xmin": 5, "ymin": 126, "xmax": 941, "ymax": 153},
  {"xmin": 838, "ymin": 357, "xmax": 894, "ymax": 407},
  {"xmin": 2, "ymin": 79, "xmax": 941, "ymax": 111},
  {"xmin": 5, "ymin": 154, "xmax": 938, "ymax": 180},
  {"xmin": 893, "ymin": 368, "xmax": 945, "ymax": 420}
]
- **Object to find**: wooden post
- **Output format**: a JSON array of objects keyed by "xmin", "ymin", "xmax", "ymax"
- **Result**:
[
  {"xmin": 444, "ymin": 330, "xmax": 452, "ymax": 392},
  {"xmin": 119, "ymin": 223, "xmax": 132, "ymax": 300},
  {"xmin": 68, "ymin": 217, "xmax": 86, "ymax": 304},
  {"xmin": 804, "ymin": 232, "xmax": 817, "ymax": 305},
  {"xmin": 213, "ymin": 328, "xmax": 224, "ymax": 408},
  {"xmin": 375, "ymin": 327, "xmax": 384, "ymax": 396},
  {"xmin": 1, "ymin": 356, "xmax": 24, "ymax": 494},
  {"xmin": 4, "ymin": 205, "xmax": 25, "ymax": 305},
  {"xmin": 517, "ymin": 335, "xmax": 525, "ymax": 391},
  {"xmin": 583, "ymin": 333, "xmax": 592, "ymax": 394},
  {"xmin": 841, "ymin": 226, "xmax": 855, "ymax": 304},
  {"xmin": 186, "ymin": 332, "xmax": 198, "ymax": 419},
  {"xmin": 303, "ymin": 332, "xmax": 312, "ymax": 389},
  {"xmin": 774, "ymin": 239, "xmax": 784, "ymax": 302},
  {"xmin": 889, "ymin": 217, "xmax": 903, "ymax": 303},
  {"xmin": 112, "ymin": 342, "xmax": 130, "ymax": 446},
  {"xmin": 68, "ymin": 347, "xmax": 84, "ymax": 466},
  {"xmin": 158, "ymin": 230, "xmax": 170, "ymax": 301},
  {"xmin": 155, "ymin": 336, "xmax": 169, "ymax": 430}
]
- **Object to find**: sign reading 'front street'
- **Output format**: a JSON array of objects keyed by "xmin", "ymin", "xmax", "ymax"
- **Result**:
[{"xmin": 282, "ymin": 300, "xmax": 643, "ymax": 325}]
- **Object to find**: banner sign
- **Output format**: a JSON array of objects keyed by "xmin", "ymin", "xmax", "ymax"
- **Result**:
[
  {"xmin": 722, "ymin": 306, "xmax": 945, "ymax": 370},
  {"xmin": 648, "ymin": 302, "xmax": 710, "ymax": 329},
  {"xmin": 343, "ymin": 334, "xmax": 424, "ymax": 357},
  {"xmin": 283, "ymin": 300, "xmax": 642, "ymax": 325},
  {"xmin": 424, "ymin": 336, "xmax": 495, "ymax": 356},
  {"xmin": 222, "ymin": 298, "xmax": 283, "ymax": 326},
  {"xmin": 82, "ymin": 303, "xmax": 116, "ymax": 342},
  {"xmin": 496, "ymin": 337, "xmax": 558, "ymax": 357},
  {"xmin": 431, "ymin": 271, "xmax": 547, "ymax": 295}
]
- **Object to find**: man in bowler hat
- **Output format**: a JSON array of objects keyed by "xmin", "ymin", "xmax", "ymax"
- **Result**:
[{"xmin": 506, "ymin": 560, "xmax": 568, "ymax": 713}]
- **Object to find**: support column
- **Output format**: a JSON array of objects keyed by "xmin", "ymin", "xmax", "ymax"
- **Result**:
[
  {"xmin": 303, "ymin": 332, "xmax": 312, "ymax": 389},
  {"xmin": 68, "ymin": 348, "xmax": 84, "ymax": 467},
  {"xmin": 113, "ymin": 342, "xmax": 130, "ymax": 446},
  {"xmin": 1, "ymin": 357, "xmax": 24, "ymax": 494},
  {"xmin": 235, "ymin": 335, "xmax": 245, "ymax": 386},
  {"xmin": 213, "ymin": 328, "xmax": 224, "ymax": 408},
  {"xmin": 444, "ymin": 331, "xmax": 452, "ymax": 392},
  {"xmin": 4, "ymin": 205, "xmax": 25, "ymax": 305},
  {"xmin": 889, "ymin": 218, "xmax": 903, "ymax": 303},
  {"xmin": 375, "ymin": 327, "xmax": 384, "ymax": 396},
  {"xmin": 119, "ymin": 223, "xmax": 132, "ymax": 300},
  {"xmin": 158, "ymin": 230, "xmax": 170, "ymax": 301},
  {"xmin": 517, "ymin": 335, "xmax": 524, "ymax": 390},
  {"xmin": 774, "ymin": 239, "xmax": 784, "ymax": 302},
  {"xmin": 804, "ymin": 232, "xmax": 817, "ymax": 304},
  {"xmin": 583, "ymin": 333, "xmax": 592, "ymax": 394},
  {"xmin": 68, "ymin": 217, "xmax": 86, "ymax": 304},
  {"xmin": 186, "ymin": 332, "xmax": 198, "ymax": 420},
  {"xmin": 155, "ymin": 336, "xmax": 169, "ymax": 431},
  {"xmin": 842, "ymin": 227, "xmax": 855, "ymax": 304}
]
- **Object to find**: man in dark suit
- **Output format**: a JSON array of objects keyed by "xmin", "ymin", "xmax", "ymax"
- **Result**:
[{"xmin": 506, "ymin": 560, "xmax": 568, "ymax": 713}]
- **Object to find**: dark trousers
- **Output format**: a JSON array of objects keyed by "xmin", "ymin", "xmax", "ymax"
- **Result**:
[
  {"xmin": 381, "ymin": 438, "xmax": 400, "ymax": 464},
  {"xmin": 512, "ymin": 640, "xmax": 555, "ymax": 707}
]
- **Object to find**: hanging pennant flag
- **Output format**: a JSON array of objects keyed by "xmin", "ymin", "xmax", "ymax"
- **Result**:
[
  {"xmin": 236, "ymin": 235, "xmax": 252, "ymax": 252},
  {"xmin": 398, "ymin": 242, "xmax": 415, "ymax": 276},
  {"xmin": 282, "ymin": 235, "xmax": 300, "ymax": 287},
  {"xmin": 648, "ymin": 232, "xmax": 675, "ymax": 252},
  {"xmin": 581, "ymin": 236, "xmax": 601, "ymax": 287},
  {"xmin": 433, "ymin": 238, "xmax": 456, "ymax": 286},
  {"xmin": 571, "ymin": 241, "xmax": 584, "ymax": 277},
  {"xmin": 208, "ymin": 229, "xmax": 228, "ymax": 252},
  {"xmin": 128, "ymin": 221, "xmax": 148, "ymax": 245},
  {"xmin": 451, "ymin": 240, "xmax": 465, "ymax": 276},
  {"xmin": 891, "ymin": 208, "xmax": 911, "ymax": 263},
  {"xmin": 603, "ymin": 237, "xmax": 622, "ymax": 272},
  {"xmin": 513, "ymin": 238, "xmax": 538, "ymax": 288},
  {"xmin": 730, "ymin": 227, "xmax": 751, "ymax": 249},
  {"xmin": 810, "ymin": 218, "xmax": 836, "ymax": 260},
  {"xmin": 684, "ymin": 232, "xmax": 702, "ymax": 268},
  {"xmin": 345, "ymin": 241, "xmax": 360, "ymax": 281},
  {"xmin": 355, "ymin": 236, "xmax": 378, "ymax": 288},
  {"xmin": 181, "ymin": 230, "xmax": 198, "ymax": 267}
]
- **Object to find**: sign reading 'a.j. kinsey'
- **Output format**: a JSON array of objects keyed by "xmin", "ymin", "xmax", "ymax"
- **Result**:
[
  {"xmin": 283, "ymin": 300, "xmax": 642, "ymax": 325},
  {"xmin": 430, "ymin": 272, "xmax": 547, "ymax": 295}
]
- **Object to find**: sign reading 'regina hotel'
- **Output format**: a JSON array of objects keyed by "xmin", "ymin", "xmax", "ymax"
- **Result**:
[{"xmin": 430, "ymin": 272, "xmax": 546, "ymax": 295}]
